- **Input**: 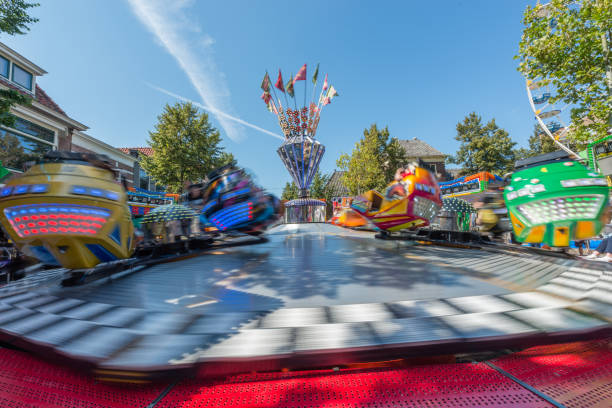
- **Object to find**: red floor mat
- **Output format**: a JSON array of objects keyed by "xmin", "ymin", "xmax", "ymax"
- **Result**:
[
  {"xmin": 1, "ymin": 339, "xmax": 611, "ymax": 408},
  {"xmin": 492, "ymin": 338, "xmax": 612, "ymax": 408},
  {"xmin": 0, "ymin": 348, "xmax": 168, "ymax": 408},
  {"xmin": 157, "ymin": 363, "xmax": 551, "ymax": 408}
]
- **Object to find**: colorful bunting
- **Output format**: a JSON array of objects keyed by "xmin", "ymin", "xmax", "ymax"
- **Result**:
[{"xmin": 260, "ymin": 64, "xmax": 338, "ymax": 139}]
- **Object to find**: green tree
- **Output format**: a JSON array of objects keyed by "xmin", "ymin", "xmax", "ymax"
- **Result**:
[
  {"xmin": 281, "ymin": 181, "xmax": 298, "ymax": 200},
  {"xmin": 0, "ymin": 1, "xmax": 39, "ymax": 128},
  {"xmin": 0, "ymin": 0, "xmax": 39, "ymax": 35},
  {"xmin": 517, "ymin": 0, "xmax": 612, "ymax": 147},
  {"xmin": 448, "ymin": 112, "xmax": 517, "ymax": 175},
  {"xmin": 527, "ymin": 124, "xmax": 559, "ymax": 156},
  {"xmin": 0, "ymin": 132, "xmax": 27, "ymax": 171},
  {"xmin": 337, "ymin": 124, "xmax": 407, "ymax": 195},
  {"xmin": 309, "ymin": 171, "xmax": 330, "ymax": 199},
  {"xmin": 140, "ymin": 102, "xmax": 234, "ymax": 193},
  {"xmin": 0, "ymin": 92, "xmax": 31, "ymax": 127}
]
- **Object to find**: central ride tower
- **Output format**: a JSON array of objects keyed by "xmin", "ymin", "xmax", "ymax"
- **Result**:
[{"xmin": 260, "ymin": 64, "xmax": 338, "ymax": 223}]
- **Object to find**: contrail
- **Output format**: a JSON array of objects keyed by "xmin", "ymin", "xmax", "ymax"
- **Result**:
[
  {"xmin": 127, "ymin": 0, "xmax": 243, "ymax": 141},
  {"xmin": 147, "ymin": 83, "xmax": 284, "ymax": 141}
]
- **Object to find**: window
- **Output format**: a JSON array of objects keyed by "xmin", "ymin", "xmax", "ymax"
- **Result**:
[
  {"xmin": 0, "ymin": 56, "xmax": 8, "ymax": 78},
  {"xmin": 12, "ymin": 64, "xmax": 33, "ymax": 90},
  {"xmin": 0, "ymin": 128, "xmax": 53, "ymax": 171},
  {"xmin": 139, "ymin": 168, "xmax": 150, "ymax": 190},
  {"xmin": 422, "ymin": 163, "xmax": 437, "ymax": 173},
  {"xmin": 11, "ymin": 116, "xmax": 55, "ymax": 143}
]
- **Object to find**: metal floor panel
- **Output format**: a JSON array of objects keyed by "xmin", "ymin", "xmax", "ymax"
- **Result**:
[{"xmin": 0, "ymin": 223, "xmax": 609, "ymax": 376}]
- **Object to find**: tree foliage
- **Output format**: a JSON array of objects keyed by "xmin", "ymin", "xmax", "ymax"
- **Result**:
[
  {"xmin": 281, "ymin": 171, "xmax": 331, "ymax": 201},
  {"xmin": 309, "ymin": 171, "xmax": 330, "ymax": 199},
  {"xmin": 281, "ymin": 181, "xmax": 298, "ymax": 200},
  {"xmin": 0, "ymin": 132, "xmax": 26, "ymax": 170},
  {"xmin": 0, "ymin": 1, "xmax": 38, "ymax": 127},
  {"xmin": 336, "ymin": 124, "xmax": 407, "ymax": 195},
  {"xmin": 517, "ymin": 0, "xmax": 612, "ymax": 146},
  {"xmin": 140, "ymin": 102, "xmax": 234, "ymax": 193},
  {"xmin": 448, "ymin": 112, "xmax": 517, "ymax": 175},
  {"xmin": 0, "ymin": 90, "xmax": 31, "ymax": 127},
  {"xmin": 0, "ymin": 0, "xmax": 38, "ymax": 35},
  {"xmin": 527, "ymin": 124, "xmax": 559, "ymax": 156}
]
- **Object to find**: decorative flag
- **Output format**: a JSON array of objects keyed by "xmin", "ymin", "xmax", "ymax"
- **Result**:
[
  {"xmin": 322, "ymin": 74, "xmax": 328, "ymax": 91},
  {"xmin": 275, "ymin": 69, "xmax": 285, "ymax": 93},
  {"xmin": 312, "ymin": 63, "xmax": 319, "ymax": 84},
  {"xmin": 327, "ymin": 85, "xmax": 339, "ymax": 99},
  {"xmin": 293, "ymin": 64, "xmax": 307, "ymax": 84},
  {"xmin": 323, "ymin": 97, "xmax": 331, "ymax": 106},
  {"xmin": 261, "ymin": 72, "xmax": 271, "ymax": 92},
  {"xmin": 286, "ymin": 75, "xmax": 295, "ymax": 97},
  {"xmin": 261, "ymin": 91, "xmax": 272, "ymax": 104}
]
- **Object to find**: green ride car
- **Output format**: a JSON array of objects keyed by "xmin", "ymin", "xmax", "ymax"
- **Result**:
[{"xmin": 504, "ymin": 151, "xmax": 609, "ymax": 247}]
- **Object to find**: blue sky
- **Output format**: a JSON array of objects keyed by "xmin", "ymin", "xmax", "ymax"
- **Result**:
[{"xmin": 3, "ymin": 0, "xmax": 539, "ymax": 194}]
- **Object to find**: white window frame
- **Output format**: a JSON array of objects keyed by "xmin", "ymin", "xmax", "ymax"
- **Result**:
[
  {"xmin": 10, "ymin": 62, "xmax": 34, "ymax": 93},
  {"xmin": 0, "ymin": 55, "xmax": 9, "ymax": 79},
  {"xmin": 0, "ymin": 124, "xmax": 56, "ymax": 148}
]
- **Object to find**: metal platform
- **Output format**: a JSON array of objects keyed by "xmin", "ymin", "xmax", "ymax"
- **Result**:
[{"xmin": 0, "ymin": 224, "xmax": 609, "ymax": 378}]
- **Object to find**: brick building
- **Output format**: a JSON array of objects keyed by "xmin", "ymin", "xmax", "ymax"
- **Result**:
[
  {"xmin": 116, "ymin": 147, "xmax": 162, "ymax": 191},
  {"xmin": 0, "ymin": 42, "xmax": 138, "ymax": 186}
]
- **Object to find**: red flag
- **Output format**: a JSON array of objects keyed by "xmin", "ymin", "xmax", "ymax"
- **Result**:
[
  {"xmin": 275, "ymin": 69, "xmax": 285, "ymax": 93},
  {"xmin": 322, "ymin": 74, "xmax": 328, "ymax": 91},
  {"xmin": 323, "ymin": 97, "xmax": 331, "ymax": 106},
  {"xmin": 293, "ymin": 64, "xmax": 307, "ymax": 84}
]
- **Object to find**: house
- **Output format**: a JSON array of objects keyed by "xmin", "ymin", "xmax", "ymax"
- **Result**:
[
  {"xmin": 325, "ymin": 137, "xmax": 450, "ymax": 196},
  {"xmin": 0, "ymin": 42, "xmax": 138, "ymax": 186},
  {"xmin": 117, "ymin": 147, "xmax": 161, "ymax": 191},
  {"xmin": 325, "ymin": 170, "xmax": 349, "ymax": 198},
  {"xmin": 398, "ymin": 137, "xmax": 447, "ymax": 177}
]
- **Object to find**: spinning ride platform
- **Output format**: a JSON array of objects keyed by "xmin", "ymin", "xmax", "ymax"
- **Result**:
[{"xmin": 0, "ymin": 224, "xmax": 609, "ymax": 380}]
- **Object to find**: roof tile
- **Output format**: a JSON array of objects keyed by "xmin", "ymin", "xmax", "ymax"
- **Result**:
[
  {"xmin": 117, "ymin": 147, "xmax": 154, "ymax": 157},
  {"xmin": 0, "ymin": 77, "xmax": 66, "ymax": 115},
  {"xmin": 398, "ymin": 138, "xmax": 445, "ymax": 158}
]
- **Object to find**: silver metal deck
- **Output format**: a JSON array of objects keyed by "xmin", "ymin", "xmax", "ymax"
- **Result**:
[{"xmin": 0, "ymin": 224, "xmax": 609, "ymax": 377}]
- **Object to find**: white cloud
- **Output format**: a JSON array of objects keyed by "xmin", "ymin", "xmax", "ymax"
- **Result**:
[
  {"xmin": 127, "ymin": 0, "xmax": 243, "ymax": 141},
  {"xmin": 147, "ymin": 83, "xmax": 284, "ymax": 140}
]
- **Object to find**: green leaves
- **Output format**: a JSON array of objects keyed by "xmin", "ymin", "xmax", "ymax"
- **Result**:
[
  {"xmin": 0, "ymin": 90, "xmax": 31, "ymax": 128},
  {"xmin": 527, "ymin": 124, "xmax": 559, "ymax": 157},
  {"xmin": 336, "ymin": 124, "xmax": 407, "ymax": 195},
  {"xmin": 450, "ymin": 112, "xmax": 517, "ymax": 175},
  {"xmin": 281, "ymin": 171, "xmax": 330, "ymax": 200},
  {"xmin": 140, "ymin": 102, "xmax": 232, "ymax": 193},
  {"xmin": 517, "ymin": 0, "xmax": 612, "ymax": 147},
  {"xmin": 0, "ymin": 1, "xmax": 38, "ymax": 144},
  {"xmin": 281, "ymin": 181, "xmax": 298, "ymax": 200},
  {"xmin": 0, "ymin": 0, "xmax": 39, "ymax": 36},
  {"xmin": 310, "ymin": 171, "xmax": 331, "ymax": 199}
]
